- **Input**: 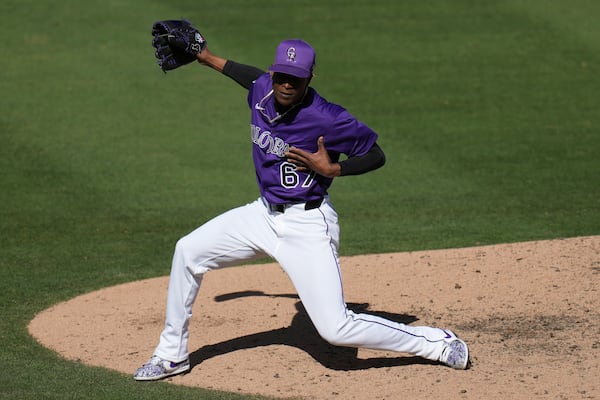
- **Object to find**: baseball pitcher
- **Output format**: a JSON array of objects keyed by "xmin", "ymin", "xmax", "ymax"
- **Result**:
[{"xmin": 134, "ymin": 20, "xmax": 470, "ymax": 381}]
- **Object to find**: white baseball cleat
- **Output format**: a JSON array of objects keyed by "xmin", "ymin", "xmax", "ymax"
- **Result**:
[
  {"xmin": 439, "ymin": 330, "xmax": 470, "ymax": 370},
  {"xmin": 133, "ymin": 355, "xmax": 190, "ymax": 381}
]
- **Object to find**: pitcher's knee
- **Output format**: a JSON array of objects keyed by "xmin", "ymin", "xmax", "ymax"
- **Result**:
[
  {"xmin": 174, "ymin": 235, "xmax": 194, "ymax": 255},
  {"xmin": 173, "ymin": 236, "xmax": 202, "ymax": 274},
  {"xmin": 314, "ymin": 320, "xmax": 355, "ymax": 347}
]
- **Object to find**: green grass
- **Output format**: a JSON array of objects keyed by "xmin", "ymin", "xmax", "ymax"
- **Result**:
[{"xmin": 1, "ymin": 0, "xmax": 599, "ymax": 398}]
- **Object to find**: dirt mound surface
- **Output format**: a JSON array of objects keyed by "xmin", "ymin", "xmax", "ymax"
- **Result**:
[{"xmin": 29, "ymin": 236, "xmax": 599, "ymax": 399}]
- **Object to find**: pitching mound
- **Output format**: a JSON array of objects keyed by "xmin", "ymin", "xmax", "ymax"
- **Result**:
[{"xmin": 29, "ymin": 236, "xmax": 599, "ymax": 399}]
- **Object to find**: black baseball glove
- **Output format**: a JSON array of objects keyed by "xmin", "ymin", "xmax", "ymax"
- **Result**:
[{"xmin": 151, "ymin": 19, "xmax": 207, "ymax": 72}]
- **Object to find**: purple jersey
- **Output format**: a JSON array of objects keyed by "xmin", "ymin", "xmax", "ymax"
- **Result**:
[{"xmin": 248, "ymin": 74, "xmax": 378, "ymax": 204}]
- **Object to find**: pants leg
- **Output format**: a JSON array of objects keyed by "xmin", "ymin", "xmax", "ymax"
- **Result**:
[
  {"xmin": 274, "ymin": 200, "xmax": 449, "ymax": 361},
  {"xmin": 154, "ymin": 199, "xmax": 274, "ymax": 362}
]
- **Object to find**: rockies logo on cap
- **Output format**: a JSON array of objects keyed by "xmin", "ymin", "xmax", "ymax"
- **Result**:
[{"xmin": 286, "ymin": 47, "xmax": 296, "ymax": 62}]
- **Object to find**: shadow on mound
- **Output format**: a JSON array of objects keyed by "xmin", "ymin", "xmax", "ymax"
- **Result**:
[{"xmin": 189, "ymin": 290, "xmax": 438, "ymax": 371}]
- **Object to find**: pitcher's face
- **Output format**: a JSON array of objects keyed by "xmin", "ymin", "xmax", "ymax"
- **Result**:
[{"xmin": 272, "ymin": 72, "xmax": 310, "ymax": 108}]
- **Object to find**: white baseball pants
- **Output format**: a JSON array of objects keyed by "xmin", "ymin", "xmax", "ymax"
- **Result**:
[{"xmin": 153, "ymin": 197, "xmax": 450, "ymax": 363}]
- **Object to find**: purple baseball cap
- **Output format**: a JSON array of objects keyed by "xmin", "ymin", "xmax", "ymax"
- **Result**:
[{"xmin": 268, "ymin": 39, "xmax": 316, "ymax": 78}]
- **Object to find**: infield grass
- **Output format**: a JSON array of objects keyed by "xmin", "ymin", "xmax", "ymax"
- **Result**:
[{"xmin": 1, "ymin": 0, "xmax": 599, "ymax": 399}]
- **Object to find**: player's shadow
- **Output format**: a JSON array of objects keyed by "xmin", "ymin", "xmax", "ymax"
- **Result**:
[{"xmin": 189, "ymin": 290, "xmax": 438, "ymax": 371}]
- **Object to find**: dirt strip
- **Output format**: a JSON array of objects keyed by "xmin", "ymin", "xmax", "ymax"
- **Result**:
[{"xmin": 29, "ymin": 236, "xmax": 599, "ymax": 399}]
